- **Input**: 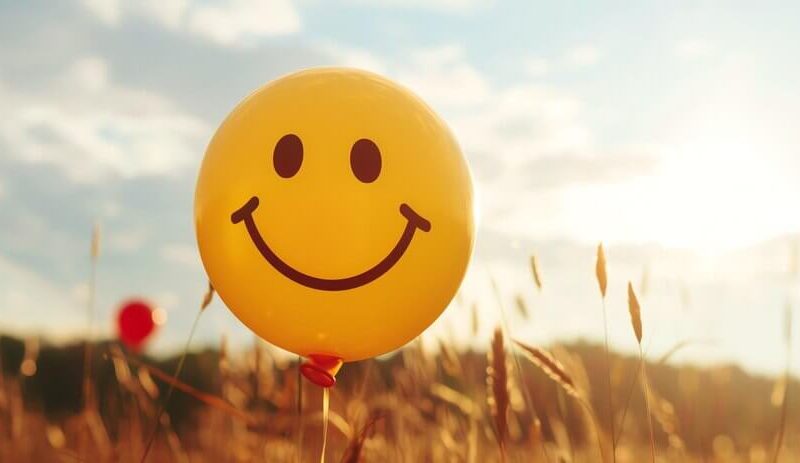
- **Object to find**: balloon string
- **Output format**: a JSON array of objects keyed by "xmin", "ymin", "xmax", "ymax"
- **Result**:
[
  {"xmin": 140, "ymin": 308, "xmax": 203, "ymax": 462},
  {"xmin": 296, "ymin": 356, "xmax": 304, "ymax": 463},
  {"xmin": 320, "ymin": 387, "xmax": 329, "ymax": 463}
]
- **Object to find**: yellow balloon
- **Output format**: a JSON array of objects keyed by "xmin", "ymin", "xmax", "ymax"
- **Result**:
[{"xmin": 195, "ymin": 68, "xmax": 474, "ymax": 374}]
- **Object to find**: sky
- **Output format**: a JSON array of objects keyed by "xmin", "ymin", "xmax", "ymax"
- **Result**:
[{"xmin": 1, "ymin": 0, "xmax": 799, "ymax": 375}]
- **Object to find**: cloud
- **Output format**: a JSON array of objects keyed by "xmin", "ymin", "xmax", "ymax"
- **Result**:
[
  {"xmin": 0, "ymin": 56, "xmax": 209, "ymax": 183},
  {"xmin": 0, "ymin": 0, "xmax": 328, "ymax": 350},
  {"xmin": 333, "ymin": 43, "xmax": 643, "ymax": 207},
  {"xmin": 79, "ymin": 0, "xmax": 123, "ymax": 25},
  {"xmin": 342, "ymin": 0, "xmax": 490, "ymax": 12},
  {"xmin": 160, "ymin": 243, "xmax": 200, "ymax": 268},
  {"xmin": 563, "ymin": 44, "xmax": 602, "ymax": 68},
  {"xmin": 525, "ymin": 57, "xmax": 550, "ymax": 77},
  {"xmin": 79, "ymin": 0, "xmax": 301, "ymax": 46},
  {"xmin": 327, "ymin": 44, "xmax": 597, "ymax": 192},
  {"xmin": 188, "ymin": 0, "xmax": 301, "ymax": 45},
  {"xmin": 323, "ymin": 43, "xmax": 656, "ymax": 248},
  {"xmin": 318, "ymin": 43, "xmax": 388, "ymax": 74},
  {"xmin": 151, "ymin": 290, "xmax": 181, "ymax": 311},
  {"xmin": 674, "ymin": 39, "xmax": 715, "ymax": 60},
  {"xmin": 106, "ymin": 226, "xmax": 151, "ymax": 253},
  {"xmin": 0, "ymin": 255, "xmax": 86, "ymax": 340},
  {"xmin": 79, "ymin": 0, "xmax": 193, "ymax": 28},
  {"xmin": 519, "ymin": 150, "xmax": 659, "ymax": 191},
  {"xmin": 395, "ymin": 45, "xmax": 490, "ymax": 108}
]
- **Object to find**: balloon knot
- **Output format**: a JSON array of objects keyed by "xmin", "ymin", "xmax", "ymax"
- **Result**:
[{"xmin": 300, "ymin": 354, "xmax": 343, "ymax": 388}]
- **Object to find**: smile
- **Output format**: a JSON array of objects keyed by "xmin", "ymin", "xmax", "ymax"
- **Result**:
[{"xmin": 230, "ymin": 196, "xmax": 431, "ymax": 291}]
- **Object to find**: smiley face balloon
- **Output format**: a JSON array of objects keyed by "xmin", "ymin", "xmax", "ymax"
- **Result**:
[{"xmin": 195, "ymin": 68, "xmax": 474, "ymax": 385}]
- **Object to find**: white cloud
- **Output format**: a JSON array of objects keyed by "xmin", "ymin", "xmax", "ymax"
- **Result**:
[
  {"xmin": 160, "ymin": 242, "xmax": 200, "ymax": 267},
  {"xmin": 78, "ymin": 0, "xmax": 300, "ymax": 46},
  {"xmin": 0, "ymin": 56, "xmax": 209, "ymax": 182},
  {"xmin": 66, "ymin": 56, "xmax": 109, "ymax": 92},
  {"xmin": 331, "ymin": 44, "xmax": 650, "ymax": 246},
  {"xmin": 674, "ymin": 39, "xmax": 715, "ymax": 60},
  {"xmin": 525, "ymin": 57, "xmax": 550, "ymax": 77},
  {"xmin": 396, "ymin": 45, "xmax": 491, "ymax": 108},
  {"xmin": 343, "ymin": 0, "xmax": 490, "ymax": 12},
  {"xmin": 152, "ymin": 290, "xmax": 181, "ymax": 311},
  {"xmin": 321, "ymin": 43, "xmax": 388, "ymax": 74},
  {"xmin": 0, "ymin": 255, "xmax": 86, "ymax": 340},
  {"xmin": 79, "ymin": 0, "xmax": 122, "ymax": 25},
  {"xmin": 138, "ymin": 0, "xmax": 190, "ymax": 29},
  {"xmin": 188, "ymin": 0, "xmax": 300, "ymax": 45},
  {"xmin": 564, "ymin": 44, "xmax": 602, "ymax": 68},
  {"xmin": 106, "ymin": 227, "xmax": 150, "ymax": 253}
]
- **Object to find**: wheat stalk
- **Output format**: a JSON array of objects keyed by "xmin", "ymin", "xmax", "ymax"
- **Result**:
[
  {"xmin": 628, "ymin": 282, "xmax": 655, "ymax": 463},
  {"xmin": 772, "ymin": 300, "xmax": 793, "ymax": 463},
  {"xmin": 200, "ymin": 282, "xmax": 215, "ymax": 311},
  {"xmin": 530, "ymin": 255, "xmax": 543, "ymax": 291},
  {"xmin": 487, "ymin": 271, "xmax": 549, "ymax": 462},
  {"xmin": 646, "ymin": 377, "xmax": 686, "ymax": 455},
  {"xmin": 81, "ymin": 222, "xmax": 112, "ymax": 458},
  {"xmin": 470, "ymin": 303, "xmax": 479, "ymax": 337},
  {"xmin": 513, "ymin": 341, "xmax": 579, "ymax": 399},
  {"xmin": 515, "ymin": 340, "xmax": 607, "ymax": 462},
  {"xmin": 596, "ymin": 243, "xmax": 616, "ymax": 462},
  {"xmin": 656, "ymin": 339, "xmax": 715, "ymax": 365},
  {"xmin": 431, "ymin": 383, "xmax": 479, "ymax": 418},
  {"xmin": 596, "ymin": 243, "xmax": 607, "ymax": 298},
  {"xmin": 628, "ymin": 283, "xmax": 643, "ymax": 344},
  {"xmin": 486, "ymin": 328, "xmax": 509, "ymax": 458},
  {"xmin": 140, "ymin": 280, "xmax": 212, "ymax": 462},
  {"xmin": 340, "ymin": 415, "xmax": 382, "ymax": 463},
  {"xmin": 515, "ymin": 294, "xmax": 530, "ymax": 320},
  {"xmin": 114, "ymin": 351, "xmax": 256, "ymax": 424},
  {"xmin": 82, "ymin": 223, "xmax": 100, "ymax": 411}
]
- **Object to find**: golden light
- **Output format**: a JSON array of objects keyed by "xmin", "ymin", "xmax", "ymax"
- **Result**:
[
  {"xmin": 563, "ymin": 104, "xmax": 800, "ymax": 254},
  {"xmin": 152, "ymin": 307, "xmax": 168, "ymax": 326}
]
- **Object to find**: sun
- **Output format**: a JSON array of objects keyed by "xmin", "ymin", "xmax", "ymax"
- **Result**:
[
  {"xmin": 629, "ymin": 132, "xmax": 796, "ymax": 253},
  {"xmin": 557, "ymin": 118, "xmax": 799, "ymax": 255}
]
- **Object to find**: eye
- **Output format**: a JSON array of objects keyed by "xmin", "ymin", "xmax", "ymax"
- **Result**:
[
  {"xmin": 350, "ymin": 138, "xmax": 381, "ymax": 183},
  {"xmin": 273, "ymin": 133, "xmax": 303, "ymax": 178}
]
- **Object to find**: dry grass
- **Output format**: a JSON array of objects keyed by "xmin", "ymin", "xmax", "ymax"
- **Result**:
[
  {"xmin": 1, "ymin": 335, "xmax": 799, "ymax": 462},
  {"xmin": 595, "ymin": 243, "xmax": 607, "ymax": 298},
  {"xmin": 486, "ymin": 328, "xmax": 509, "ymax": 457},
  {"xmin": 772, "ymin": 301, "xmax": 793, "ymax": 463},
  {"xmin": 596, "ymin": 243, "xmax": 616, "ymax": 461},
  {"xmin": 626, "ymin": 283, "xmax": 642, "ymax": 345},
  {"xmin": 530, "ymin": 255, "xmax": 543, "ymax": 291},
  {"xmin": 514, "ymin": 341, "xmax": 580, "ymax": 400},
  {"xmin": 627, "ymin": 282, "xmax": 655, "ymax": 463},
  {"xmin": 0, "ymin": 242, "xmax": 798, "ymax": 462}
]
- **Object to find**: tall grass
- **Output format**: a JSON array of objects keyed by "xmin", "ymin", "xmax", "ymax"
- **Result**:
[
  {"xmin": 140, "ymin": 282, "xmax": 213, "ymax": 462},
  {"xmin": 772, "ymin": 301, "xmax": 793, "ymax": 463},
  {"xmin": 595, "ymin": 244, "xmax": 616, "ymax": 462},
  {"xmin": 487, "ymin": 328, "xmax": 509, "ymax": 459},
  {"xmin": 628, "ymin": 282, "xmax": 655, "ymax": 463},
  {"xmin": 0, "ymin": 242, "xmax": 798, "ymax": 461}
]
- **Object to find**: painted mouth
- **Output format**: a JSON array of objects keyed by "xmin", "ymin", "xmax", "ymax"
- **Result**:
[{"xmin": 230, "ymin": 196, "xmax": 431, "ymax": 291}]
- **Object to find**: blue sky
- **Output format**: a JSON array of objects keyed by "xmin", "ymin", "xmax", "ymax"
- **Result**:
[{"xmin": 1, "ymin": 0, "xmax": 799, "ymax": 375}]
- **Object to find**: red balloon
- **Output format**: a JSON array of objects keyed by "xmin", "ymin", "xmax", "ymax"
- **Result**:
[{"xmin": 117, "ymin": 299, "xmax": 156, "ymax": 350}]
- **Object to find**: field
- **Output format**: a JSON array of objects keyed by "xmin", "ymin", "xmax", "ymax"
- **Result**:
[{"xmin": 0, "ymin": 249, "xmax": 797, "ymax": 463}]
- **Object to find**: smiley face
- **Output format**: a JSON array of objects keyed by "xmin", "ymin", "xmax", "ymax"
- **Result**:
[{"xmin": 195, "ymin": 68, "xmax": 474, "ymax": 362}]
